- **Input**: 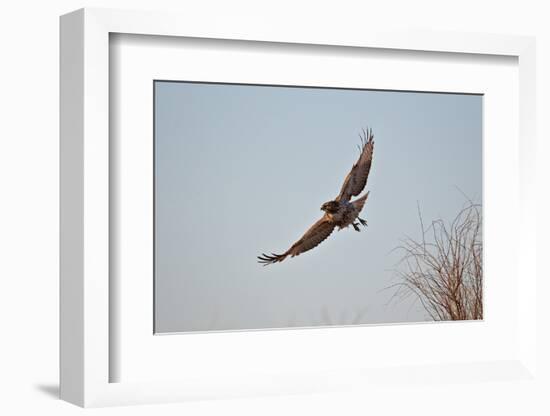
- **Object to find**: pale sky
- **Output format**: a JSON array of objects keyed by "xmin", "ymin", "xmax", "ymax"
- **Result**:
[{"xmin": 154, "ymin": 81, "xmax": 482, "ymax": 333}]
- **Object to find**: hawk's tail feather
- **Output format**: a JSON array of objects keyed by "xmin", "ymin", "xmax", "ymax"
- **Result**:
[
  {"xmin": 352, "ymin": 191, "xmax": 370, "ymax": 211},
  {"xmin": 257, "ymin": 252, "xmax": 289, "ymax": 266}
]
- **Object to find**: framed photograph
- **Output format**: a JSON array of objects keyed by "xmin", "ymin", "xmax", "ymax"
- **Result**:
[
  {"xmin": 60, "ymin": 8, "xmax": 537, "ymax": 407},
  {"xmin": 151, "ymin": 80, "xmax": 482, "ymax": 334}
]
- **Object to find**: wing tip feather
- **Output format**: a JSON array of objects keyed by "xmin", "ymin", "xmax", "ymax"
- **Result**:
[{"xmin": 257, "ymin": 252, "xmax": 287, "ymax": 265}]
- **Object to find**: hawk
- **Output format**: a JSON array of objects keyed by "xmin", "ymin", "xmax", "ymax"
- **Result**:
[{"xmin": 258, "ymin": 128, "xmax": 375, "ymax": 265}]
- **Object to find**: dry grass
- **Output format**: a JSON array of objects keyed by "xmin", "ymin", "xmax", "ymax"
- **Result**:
[{"xmin": 389, "ymin": 201, "xmax": 483, "ymax": 321}]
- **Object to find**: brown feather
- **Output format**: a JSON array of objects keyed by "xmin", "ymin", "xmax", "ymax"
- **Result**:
[
  {"xmin": 336, "ymin": 128, "xmax": 374, "ymax": 202},
  {"xmin": 257, "ymin": 217, "xmax": 335, "ymax": 265}
]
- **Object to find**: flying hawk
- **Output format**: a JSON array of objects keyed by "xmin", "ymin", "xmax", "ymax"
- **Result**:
[{"xmin": 258, "ymin": 128, "xmax": 375, "ymax": 265}]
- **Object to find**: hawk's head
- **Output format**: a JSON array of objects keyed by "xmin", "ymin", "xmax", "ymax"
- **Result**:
[{"xmin": 321, "ymin": 200, "xmax": 340, "ymax": 214}]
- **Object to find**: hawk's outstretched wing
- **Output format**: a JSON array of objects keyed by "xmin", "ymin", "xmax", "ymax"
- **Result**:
[
  {"xmin": 258, "ymin": 217, "xmax": 335, "ymax": 265},
  {"xmin": 336, "ymin": 128, "xmax": 374, "ymax": 202}
]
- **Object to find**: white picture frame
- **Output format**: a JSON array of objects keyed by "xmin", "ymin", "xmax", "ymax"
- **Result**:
[{"xmin": 60, "ymin": 7, "xmax": 537, "ymax": 407}]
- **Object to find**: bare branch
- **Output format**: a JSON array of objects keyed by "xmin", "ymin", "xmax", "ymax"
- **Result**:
[{"xmin": 388, "ymin": 201, "xmax": 483, "ymax": 321}]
